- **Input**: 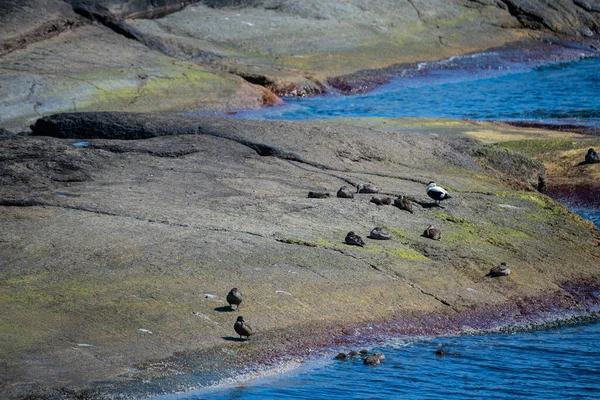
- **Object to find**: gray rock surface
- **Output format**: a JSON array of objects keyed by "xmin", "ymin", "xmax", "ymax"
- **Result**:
[{"xmin": 1, "ymin": 113, "xmax": 599, "ymax": 398}]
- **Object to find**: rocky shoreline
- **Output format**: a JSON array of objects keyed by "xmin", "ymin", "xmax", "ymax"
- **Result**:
[
  {"xmin": 2, "ymin": 1, "xmax": 600, "ymax": 399},
  {"xmin": 2, "ymin": 113, "xmax": 600, "ymax": 399}
]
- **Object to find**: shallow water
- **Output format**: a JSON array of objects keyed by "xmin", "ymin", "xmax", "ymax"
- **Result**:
[
  {"xmin": 572, "ymin": 208, "xmax": 600, "ymax": 229},
  {"xmin": 160, "ymin": 320, "xmax": 600, "ymax": 399},
  {"xmin": 237, "ymin": 56, "xmax": 600, "ymax": 128}
]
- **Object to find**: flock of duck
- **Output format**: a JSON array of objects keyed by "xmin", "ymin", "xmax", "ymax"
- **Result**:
[
  {"xmin": 224, "ymin": 180, "xmax": 510, "ymax": 363},
  {"xmin": 329, "ymin": 181, "xmax": 450, "ymax": 247}
]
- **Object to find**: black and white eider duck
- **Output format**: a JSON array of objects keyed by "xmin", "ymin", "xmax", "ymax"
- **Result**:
[{"xmin": 426, "ymin": 181, "xmax": 452, "ymax": 205}]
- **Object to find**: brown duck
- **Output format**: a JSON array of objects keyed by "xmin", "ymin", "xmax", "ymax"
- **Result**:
[
  {"xmin": 226, "ymin": 288, "xmax": 243, "ymax": 310},
  {"xmin": 394, "ymin": 195, "xmax": 414, "ymax": 213},
  {"xmin": 486, "ymin": 262, "xmax": 510, "ymax": 277},
  {"xmin": 234, "ymin": 316, "xmax": 255, "ymax": 340},
  {"xmin": 423, "ymin": 225, "xmax": 441, "ymax": 240}
]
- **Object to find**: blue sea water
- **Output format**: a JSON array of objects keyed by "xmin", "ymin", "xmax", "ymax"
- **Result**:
[
  {"xmin": 237, "ymin": 55, "xmax": 600, "ymax": 128},
  {"xmin": 163, "ymin": 321, "xmax": 600, "ymax": 400},
  {"xmin": 170, "ymin": 56, "xmax": 600, "ymax": 399}
]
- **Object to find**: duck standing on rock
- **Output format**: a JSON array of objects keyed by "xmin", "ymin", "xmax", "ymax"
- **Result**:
[
  {"xmin": 486, "ymin": 262, "xmax": 510, "ymax": 277},
  {"xmin": 345, "ymin": 231, "xmax": 366, "ymax": 247},
  {"xmin": 423, "ymin": 225, "xmax": 441, "ymax": 240},
  {"xmin": 234, "ymin": 316, "xmax": 255, "ymax": 340},
  {"xmin": 426, "ymin": 181, "xmax": 452, "ymax": 205},
  {"xmin": 226, "ymin": 288, "xmax": 243, "ymax": 311},
  {"xmin": 357, "ymin": 183, "xmax": 379, "ymax": 194},
  {"xmin": 369, "ymin": 227, "xmax": 392, "ymax": 240},
  {"xmin": 394, "ymin": 195, "xmax": 414, "ymax": 213},
  {"xmin": 337, "ymin": 186, "xmax": 354, "ymax": 198}
]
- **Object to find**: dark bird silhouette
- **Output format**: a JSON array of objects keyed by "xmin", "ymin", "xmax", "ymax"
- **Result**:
[
  {"xmin": 423, "ymin": 225, "xmax": 441, "ymax": 240},
  {"xmin": 308, "ymin": 191, "xmax": 330, "ymax": 198},
  {"xmin": 426, "ymin": 182, "xmax": 452, "ymax": 205},
  {"xmin": 370, "ymin": 196, "xmax": 391, "ymax": 205},
  {"xmin": 370, "ymin": 196, "xmax": 383, "ymax": 205},
  {"xmin": 585, "ymin": 148, "xmax": 600, "ymax": 164},
  {"xmin": 234, "ymin": 316, "xmax": 255, "ymax": 340},
  {"xmin": 394, "ymin": 195, "xmax": 414, "ymax": 213},
  {"xmin": 226, "ymin": 288, "xmax": 243, "ymax": 311},
  {"xmin": 337, "ymin": 186, "xmax": 354, "ymax": 198},
  {"xmin": 357, "ymin": 183, "xmax": 379, "ymax": 193},
  {"xmin": 369, "ymin": 227, "xmax": 392, "ymax": 240},
  {"xmin": 335, "ymin": 353, "xmax": 348, "ymax": 360},
  {"xmin": 345, "ymin": 231, "xmax": 365, "ymax": 247},
  {"xmin": 486, "ymin": 262, "xmax": 510, "ymax": 278}
]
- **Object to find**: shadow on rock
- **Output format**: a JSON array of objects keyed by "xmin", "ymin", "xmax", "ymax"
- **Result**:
[
  {"xmin": 222, "ymin": 336, "xmax": 247, "ymax": 342},
  {"xmin": 421, "ymin": 202, "xmax": 443, "ymax": 209},
  {"xmin": 214, "ymin": 306, "xmax": 236, "ymax": 312}
]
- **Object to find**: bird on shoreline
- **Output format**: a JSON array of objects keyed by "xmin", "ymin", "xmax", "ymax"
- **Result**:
[
  {"xmin": 394, "ymin": 195, "xmax": 414, "ymax": 213},
  {"xmin": 423, "ymin": 225, "xmax": 441, "ymax": 240},
  {"xmin": 357, "ymin": 183, "xmax": 379, "ymax": 194},
  {"xmin": 234, "ymin": 316, "xmax": 254, "ymax": 340},
  {"xmin": 426, "ymin": 181, "xmax": 452, "ymax": 205},
  {"xmin": 226, "ymin": 288, "xmax": 243, "ymax": 311},
  {"xmin": 345, "ymin": 231, "xmax": 366, "ymax": 247},
  {"xmin": 337, "ymin": 186, "xmax": 354, "ymax": 198},
  {"xmin": 486, "ymin": 262, "xmax": 510, "ymax": 277},
  {"xmin": 308, "ymin": 191, "xmax": 330, "ymax": 198},
  {"xmin": 369, "ymin": 227, "xmax": 392, "ymax": 240},
  {"xmin": 370, "ymin": 196, "xmax": 391, "ymax": 205}
]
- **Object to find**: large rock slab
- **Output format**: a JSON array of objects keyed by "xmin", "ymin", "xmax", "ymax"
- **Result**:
[
  {"xmin": 0, "ymin": 0, "xmax": 86, "ymax": 56},
  {"xmin": 1, "ymin": 114, "xmax": 599, "ymax": 398},
  {"xmin": 0, "ymin": 24, "xmax": 277, "ymax": 133}
]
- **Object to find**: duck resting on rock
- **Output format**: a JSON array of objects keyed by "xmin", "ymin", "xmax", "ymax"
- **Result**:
[
  {"xmin": 345, "ymin": 231, "xmax": 366, "ymax": 247},
  {"xmin": 486, "ymin": 262, "xmax": 510, "ymax": 277},
  {"xmin": 394, "ymin": 195, "xmax": 414, "ymax": 213},
  {"xmin": 369, "ymin": 227, "xmax": 392, "ymax": 240},
  {"xmin": 357, "ymin": 183, "xmax": 379, "ymax": 194},
  {"xmin": 423, "ymin": 225, "xmax": 441, "ymax": 240},
  {"xmin": 337, "ymin": 186, "xmax": 354, "ymax": 198}
]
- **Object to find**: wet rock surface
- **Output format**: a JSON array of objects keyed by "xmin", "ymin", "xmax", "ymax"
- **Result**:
[{"xmin": 1, "ymin": 114, "xmax": 599, "ymax": 399}]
